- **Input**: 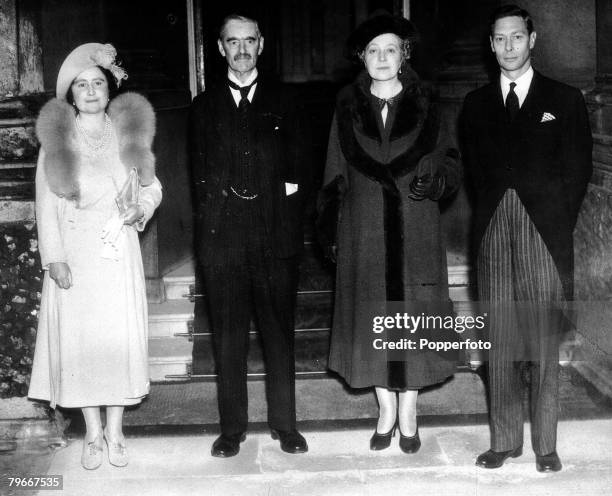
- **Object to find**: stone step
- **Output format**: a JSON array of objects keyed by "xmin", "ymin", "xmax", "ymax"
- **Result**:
[
  {"xmin": 148, "ymin": 290, "xmax": 333, "ymax": 338},
  {"xmin": 163, "ymin": 274, "xmax": 194, "ymax": 301},
  {"xmin": 148, "ymin": 299, "xmax": 194, "ymax": 338},
  {"xmin": 161, "ymin": 241, "xmax": 334, "ymax": 301},
  {"xmin": 148, "ymin": 337, "xmax": 193, "ymax": 381},
  {"xmin": 121, "ymin": 364, "xmax": 601, "ymax": 427},
  {"xmin": 162, "ymin": 262, "xmax": 473, "ymax": 304},
  {"xmin": 125, "ymin": 368, "xmax": 488, "ymax": 426},
  {"xmin": 148, "ymin": 327, "xmax": 334, "ymax": 381}
]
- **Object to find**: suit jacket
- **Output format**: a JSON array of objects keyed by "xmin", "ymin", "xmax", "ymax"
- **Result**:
[
  {"xmin": 462, "ymin": 71, "xmax": 592, "ymax": 298},
  {"xmin": 189, "ymin": 78, "xmax": 309, "ymax": 265}
]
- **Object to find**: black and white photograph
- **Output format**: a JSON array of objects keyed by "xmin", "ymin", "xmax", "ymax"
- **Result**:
[{"xmin": 0, "ymin": 0, "xmax": 611, "ymax": 494}]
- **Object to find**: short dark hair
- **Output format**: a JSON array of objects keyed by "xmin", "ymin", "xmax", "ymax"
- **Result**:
[
  {"xmin": 66, "ymin": 66, "xmax": 119, "ymax": 107},
  {"xmin": 218, "ymin": 14, "xmax": 261, "ymax": 39},
  {"xmin": 489, "ymin": 4, "xmax": 534, "ymax": 36}
]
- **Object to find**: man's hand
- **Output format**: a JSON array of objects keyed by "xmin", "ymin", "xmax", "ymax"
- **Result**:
[
  {"xmin": 123, "ymin": 204, "xmax": 144, "ymax": 226},
  {"xmin": 49, "ymin": 262, "xmax": 72, "ymax": 289}
]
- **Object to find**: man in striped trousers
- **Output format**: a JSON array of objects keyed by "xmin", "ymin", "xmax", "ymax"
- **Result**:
[{"xmin": 462, "ymin": 5, "xmax": 592, "ymax": 472}]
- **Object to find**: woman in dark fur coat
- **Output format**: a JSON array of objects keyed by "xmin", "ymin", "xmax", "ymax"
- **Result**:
[
  {"xmin": 28, "ymin": 43, "xmax": 162, "ymax": 469},
  {"xmin": 318, "ymin": 15, "xmax": 460, "ymax": 453}
]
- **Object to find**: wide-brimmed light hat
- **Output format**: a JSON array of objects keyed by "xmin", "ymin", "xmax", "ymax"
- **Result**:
[
  {"xmin": 55, "ymin": 42, "xmax": 128, "ymax": 100},
  {"xmin": 345, "ymin": 14, "xmax": 418, "ymax": 62}
]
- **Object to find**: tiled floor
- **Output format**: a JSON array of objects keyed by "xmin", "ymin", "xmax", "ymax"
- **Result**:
[{"xmin": 2, "ymin": 419, "xmax": 611, "ymax": 496}]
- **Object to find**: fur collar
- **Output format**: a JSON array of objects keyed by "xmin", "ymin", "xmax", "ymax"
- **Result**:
[
  {"xmin": 344, "ymin": 68, "xmax": 427, "ymax": 142},
  {"xmin": 335, "ymin": 69, "xmax": 438, "ymax": 196},
  {"xmin": 36, "ymin": 92, "xmax": 156, "ymax": 200}
]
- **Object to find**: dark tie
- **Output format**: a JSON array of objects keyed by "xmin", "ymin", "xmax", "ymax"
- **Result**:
[
  {"xmin": 506, "ymin": 82, "xmax": 519, "ymax": 122},
  {"xmin": 228, "ymin": 78, "xmax": 257, "ymax": 111}
]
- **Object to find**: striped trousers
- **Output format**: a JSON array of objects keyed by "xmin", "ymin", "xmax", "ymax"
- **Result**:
[{"xmin": 477, "ymin": 189, "xmax": 563, "ymax": 455}]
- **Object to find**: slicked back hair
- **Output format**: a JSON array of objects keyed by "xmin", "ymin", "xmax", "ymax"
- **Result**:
[
  {"xmin": 219, "ymin": 14, "xmax": 261, "ymax": 39},
  {"xmin": 489, "ymin": 4, "xmax": 534, "ymax": 36}
]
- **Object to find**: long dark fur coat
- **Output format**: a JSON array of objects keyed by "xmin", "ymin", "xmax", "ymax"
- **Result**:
[{"xmin": 318, "ymin": 68, "xmax": 460, "ymax": 389}]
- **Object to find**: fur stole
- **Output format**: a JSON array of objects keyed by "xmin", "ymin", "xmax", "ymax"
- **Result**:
[{"xmin": 35, "ymin": 92, "xmax": 156, "ymax": 200}]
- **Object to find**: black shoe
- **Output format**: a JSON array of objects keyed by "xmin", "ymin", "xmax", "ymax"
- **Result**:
[
  {"xmin": 270, "ymin": 429, "xmax": 308, "ymax": 454},
  {"xmin": 399, "ymin": 427, "xmax": 421, "ymax": 454},
  {"xmin": 369, "ymin": 424, "xmax": 396, "ymax": 451},
  {"xmin": 475, "ymin": 446, "xmax": 523, "ymax": 468},
  {"xmin": 536, "ymin": 451, "xmax": 562, "ymax": 472},
  {"xmin": 211, "ymin": 432, "xmax": 246, "ymax": 458}
]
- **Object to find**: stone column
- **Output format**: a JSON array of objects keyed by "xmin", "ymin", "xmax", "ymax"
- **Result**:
[
  {"xmin": 0, "ymin": 0, "xmax": 43, "ymax": 224},
  {"xmin": 0, "ymin": 0, "xmax": 43, "ymax": 98},
  {"xmin": 0, "ymin": 0, "xmax": 19, "ymax": 98},
  {"xmin": 17, "ymin": 0, "xmax": 43, "ymax": 95}
]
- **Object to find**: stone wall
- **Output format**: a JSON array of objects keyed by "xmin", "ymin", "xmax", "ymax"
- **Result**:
[{"xmin": 521, "ymin": 0, "xmax": 596, "ymax": 87}]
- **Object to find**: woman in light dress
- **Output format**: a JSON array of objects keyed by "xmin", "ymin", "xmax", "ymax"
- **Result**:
[{"xmin": 28, "ymin": 43, "xmax": 162, "ymax": 469}]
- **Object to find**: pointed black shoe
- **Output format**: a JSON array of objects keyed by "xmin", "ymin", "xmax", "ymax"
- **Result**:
[
  {"xmin": 369, "ymin": 424, "xmax": 396, "ymax": 451},
  {"xmin": 399, "ymin": 428, "xmax": 421, "ymax": 454},
  {"xmin": 270, "ymin": 429, "xmax": 308, "ymax": 454},
  {"xmin": 475, "ymin": 446, "xmax": 523, "ymax": 468},
  {"xmin": 536, "ymin": 451, "xmax": 562, "ymax": 472},
  {"xmin": 211, "ymin": 432, "xmax": 246, "ymax": 458}
]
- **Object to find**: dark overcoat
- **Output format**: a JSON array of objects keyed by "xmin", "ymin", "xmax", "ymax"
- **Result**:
[
  {"xmin": 319, "ymin": 70, "xmax": 460, "ymax": 389},
  {"xmin": 462, "ymin": 71, "xmax": 592, "ymax": 298},
  {"xmin": 189, "ymin": 78, "xmax": 309, "ymax": 266}
]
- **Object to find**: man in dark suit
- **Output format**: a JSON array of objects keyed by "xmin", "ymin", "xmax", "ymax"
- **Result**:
[
  {"xmin": 189, "ymin": 14, "xmax": 308, "ymax": 457},
  {"xmin": 462, "ymin": 5, "xmax": 592, "ymax": 472}
]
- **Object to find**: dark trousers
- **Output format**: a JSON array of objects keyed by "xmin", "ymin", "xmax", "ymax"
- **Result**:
[
  {"xmin": 477, "ymin": 189, "xmax": 563, "ymax": 455},
  {"xmin": 202, "ymin": 196, "xmax": 298, "ymax": 436}
]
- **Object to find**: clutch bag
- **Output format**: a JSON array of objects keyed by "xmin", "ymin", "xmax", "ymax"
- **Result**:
[{"xmin": 115, "ymin": 168, "xmax": 140, "ymax": 214}]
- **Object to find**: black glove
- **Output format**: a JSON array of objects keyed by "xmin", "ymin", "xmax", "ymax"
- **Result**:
[{"xmin": 408, "ymin": 173, "xmax": 445, "ymax": 201}]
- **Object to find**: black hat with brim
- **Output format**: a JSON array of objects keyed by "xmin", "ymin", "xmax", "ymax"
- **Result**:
[{"xmin": 345, "ymin": 14, "xmax": 418, "ymax": 62}]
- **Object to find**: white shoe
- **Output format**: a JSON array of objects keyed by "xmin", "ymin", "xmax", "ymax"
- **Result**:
[
  {"xmin": 81, "ymin": 435, "xmax": 103, "ymax": 470},
  {"xmin": 103, "ymin": 429, "xmax": 128, "ymax": 467}
]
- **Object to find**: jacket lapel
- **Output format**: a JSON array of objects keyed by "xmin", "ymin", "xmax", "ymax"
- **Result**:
[
  {"xmin": 484, "ymin": 81, "xmax": 510, "ymax": 156},
  {"xmin": 213, "ymin": 85, "xmax": 237, "ymax": 156}
]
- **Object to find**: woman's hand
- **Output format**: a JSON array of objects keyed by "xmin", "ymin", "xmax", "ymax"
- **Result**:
[
  {"xmin": 49, "ymin": 262, "xmax": 72, "ymax": 289},
  {"xmin": 122, "ymin": 204, "xmax": 144, "ymax": 226}
]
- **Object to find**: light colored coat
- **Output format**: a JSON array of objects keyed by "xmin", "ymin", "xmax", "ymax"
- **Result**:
[{"xmin": 28, "ymin": 94, "xmax": 162, "ymax": 408}]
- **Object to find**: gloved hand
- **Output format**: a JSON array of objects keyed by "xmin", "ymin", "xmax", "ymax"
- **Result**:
[
  {"xmin": 408, "ymin": 173, "xmax": 445, "ymax": 201},
  {"xmin": 122, "ymin": 203, "xmax": 145, "ymax": 226}
]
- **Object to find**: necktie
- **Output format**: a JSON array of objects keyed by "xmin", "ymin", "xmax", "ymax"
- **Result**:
[
  {"xmin": 228, "ymin": 78, "xmax": 257, "ymax": 111},
  {"xmin": 506, "ymin": 82, "xmax": 519, "ymax": 122}
]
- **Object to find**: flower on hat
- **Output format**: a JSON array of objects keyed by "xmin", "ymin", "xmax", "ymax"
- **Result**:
[{"xmin": 91, "ymin": 43, "xmax": 128, "ymax": 87}]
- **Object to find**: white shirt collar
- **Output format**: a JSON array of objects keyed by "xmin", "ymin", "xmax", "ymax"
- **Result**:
[
  {"xmin": 227, "ymin": 69, "xmax": 258, "ymax": 107},
  {"xmin": 500, "ymin": 65, "xmax": 534, "ymax": 108}
]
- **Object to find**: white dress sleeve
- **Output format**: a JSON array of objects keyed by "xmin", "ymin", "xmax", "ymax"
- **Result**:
[
  {"xmin": 35, "ymin": 149, "xmax": 67, "ymax": 269},
  {"xmin": 136, "ymin": 176, "xmax": 163, "ymax": 232}
]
